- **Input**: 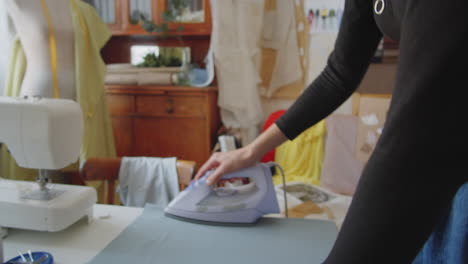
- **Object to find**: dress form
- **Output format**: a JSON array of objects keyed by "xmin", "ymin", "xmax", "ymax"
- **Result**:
[
  {"xmin": 5, "ymin": 0, "xmax": 75, "ymax": 100},
  {"xmin": 0, "ymin": 1, "xmax": 15, "ymax": 96}
]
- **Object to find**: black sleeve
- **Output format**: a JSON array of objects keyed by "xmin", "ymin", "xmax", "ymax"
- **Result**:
[
  {"xmin": 275, "ymin": 0, "xmax": 382, "ymax": 139},
  {"xmin": 324, "ymin": 1, "xmax": 468, "ymax": 263}
]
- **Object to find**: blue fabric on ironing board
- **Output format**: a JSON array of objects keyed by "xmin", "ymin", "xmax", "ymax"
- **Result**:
[
  {"xmin": 413, "ymin": 182, "xmax": 468, "ymax": 264},
  {"xmin": 88, "ymin": 204, "xmax": 338, "ymax": 264}
]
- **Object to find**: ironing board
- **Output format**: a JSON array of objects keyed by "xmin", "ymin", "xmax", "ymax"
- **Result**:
[{"xmin": 88, "ymin": 204, "xmax": 338, "ymax": 264}]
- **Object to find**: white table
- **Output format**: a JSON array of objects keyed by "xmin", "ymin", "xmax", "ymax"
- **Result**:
[{"xmin": 3, "ymin": 204, "xmax": 143, "ymax": 264}]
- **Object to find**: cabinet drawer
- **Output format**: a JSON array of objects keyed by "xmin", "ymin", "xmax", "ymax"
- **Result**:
[
  {"xmin": 136, "ymin": 95, "xmax": 205, "ymax": 117},
  {"xmin": 134, "ymin": 118, "xmax": 209, "ymax": 166},
  {"xmin": 107, "ymin": 95, "xmax": 134, "ymax": 115}
]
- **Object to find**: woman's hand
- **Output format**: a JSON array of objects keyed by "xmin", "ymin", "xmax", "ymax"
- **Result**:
[
  {"xmin": 194, "ymin": 124, "xmax": 288, "ymax": 186},
  {"xmin": 194, "ymin": 146, "xmax": 258, "ymax": 186}
]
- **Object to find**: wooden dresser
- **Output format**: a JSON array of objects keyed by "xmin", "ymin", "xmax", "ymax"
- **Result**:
[{"xmin": 105, "ymin": 85, "xmax": 220, "ymax": 167}]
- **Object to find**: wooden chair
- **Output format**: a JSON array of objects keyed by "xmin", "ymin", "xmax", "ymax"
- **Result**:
[{"xmin": 80, "ymin": 157, "xmax": 196, "ymax": 204}]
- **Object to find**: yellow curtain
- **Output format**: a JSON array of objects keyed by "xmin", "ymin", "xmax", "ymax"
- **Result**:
[{"xmin": 273, "ymin": 120, "xmax": 326, "ymax": 185}]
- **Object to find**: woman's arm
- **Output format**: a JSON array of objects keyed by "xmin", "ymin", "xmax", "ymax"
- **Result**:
[
  {"xmin": 277, "ymin": 0, "xmax": 382, "ymax": 139},
  {"xmin": 196, "ymin": 0, "xmax": 382, "ymax": 184},
  {"xmin": 196, "ymin": 124, "xmax": 287, "ymax": 185}
]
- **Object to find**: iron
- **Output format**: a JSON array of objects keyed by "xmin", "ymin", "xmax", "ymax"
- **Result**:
[{"xmin": 164, "ymin": 163, "xmax": 281, "ymax": 225}]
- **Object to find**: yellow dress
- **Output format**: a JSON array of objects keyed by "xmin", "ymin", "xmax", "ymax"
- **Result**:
[
  {"xmin": 1, "ymin": 0, "xmax": 116, "ymax": 202},
  {"xmin": 273, "ymin": 120, "xmax": 326, "ymax": 186}
]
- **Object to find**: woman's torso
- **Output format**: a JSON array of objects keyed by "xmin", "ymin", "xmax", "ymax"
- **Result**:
[{"xmin": 372, "ymin": 0, "xmax": 405, "ymax": 41}]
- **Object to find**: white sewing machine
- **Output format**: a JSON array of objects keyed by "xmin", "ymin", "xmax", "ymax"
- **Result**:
[{"xmin": 0, "ymin": 96, "xmax": 96, "ymax": 234}]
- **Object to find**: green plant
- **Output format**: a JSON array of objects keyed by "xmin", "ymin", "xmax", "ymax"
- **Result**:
[{"xmin": 137, "ymin": 52, "xmax": 182, "ymax": 68}]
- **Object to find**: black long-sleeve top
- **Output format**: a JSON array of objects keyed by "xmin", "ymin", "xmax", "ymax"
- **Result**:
[{"xmin": 276, "ymin": 0, "xmax": 468, "ymax": 263}]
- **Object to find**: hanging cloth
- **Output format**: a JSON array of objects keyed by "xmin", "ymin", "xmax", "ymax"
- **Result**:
[
  {"xmin": 210, "ymin": 0, "xmax": 265, "ymax": 144},
  {"xmin": 259, "ymin": 0, "xmax": 308, "ymax": 99},
  {"xmin": 69, "ymin": 0, "xmax": 116, "ymax": 167}
]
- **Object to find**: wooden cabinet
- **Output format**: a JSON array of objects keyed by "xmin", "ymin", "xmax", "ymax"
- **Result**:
[
  {"xmin": 84, "ymin": 0, "xmax": 123, "ymax": 32},
  {"xmin": 153, "ymin": 0, "xmax": 212, "ymax": 35},
  {"xmin": 106, "ymin": 85, "xmax": 220, "ymax": 167},
  {"xmin": 86, "ymin": 0, "xmax": 212, "ymax": 36}
]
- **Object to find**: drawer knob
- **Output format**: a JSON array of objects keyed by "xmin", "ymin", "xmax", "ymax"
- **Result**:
[{"xmin": 166, "ymin": 98, "xmax": 174, "ymax": 114}]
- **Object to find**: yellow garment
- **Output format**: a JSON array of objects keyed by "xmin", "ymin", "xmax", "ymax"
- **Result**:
[
  {"xmin": 3, "ymin": 38, "xmax": 25, "ymax": 97},
  {"xmin": 1, "ymin": 0, "xmax": 115, "ymax": 203},
  {"xmin": 69, "ymin": 0, "xmax": 116, "ymax": 166},
  {"xmin": 273, "ymin": 120, "xmax": 326, "ymax": 186}
]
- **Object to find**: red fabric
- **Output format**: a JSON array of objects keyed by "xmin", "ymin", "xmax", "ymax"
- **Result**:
[{"xmin": 260, "ymin": 110, "xmax": 286, "ymax": 162}]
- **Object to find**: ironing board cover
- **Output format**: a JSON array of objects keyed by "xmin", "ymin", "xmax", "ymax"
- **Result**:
[{"xmin": 88, "ymin": 204, "xmax": 337, "ymax": 264}]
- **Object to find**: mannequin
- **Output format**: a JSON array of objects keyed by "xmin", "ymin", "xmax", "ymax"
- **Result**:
[
  {"xmin": 0, "ymin": 1, "xmax": 15, "ymax": 96},
  {"xmin": 2, "ymin": 1, "xmax": 117, "ymax": 204},
  {"xmin": 5, "ymin": 0, "xmax": 75, "ymax": 100}
]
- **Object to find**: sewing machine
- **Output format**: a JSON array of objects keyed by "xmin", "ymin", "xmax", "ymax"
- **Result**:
[{"xmin": 0, "ymin": 96, "xmax": 96, "ymax": 234}]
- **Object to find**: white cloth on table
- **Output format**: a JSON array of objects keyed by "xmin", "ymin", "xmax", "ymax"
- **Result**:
[
  {"xmin": 275, "ymin": 182, "xmax": 352, "ymax": 230},
  {"xmin": 118, "ymin": 157, "xmax": 179, "ymax": 208}
]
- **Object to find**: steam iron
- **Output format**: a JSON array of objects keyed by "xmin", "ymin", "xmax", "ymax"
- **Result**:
[{"xmin": 164, "ymin": 163, "xmax": 280, "ymax": 225}]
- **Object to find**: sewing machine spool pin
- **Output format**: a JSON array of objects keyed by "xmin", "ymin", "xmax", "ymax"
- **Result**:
[
  {"xmin": 19, "ymin": 170, "xmax": 64, "ymax": 201},
  {"xmin": 37, "ymin": 169, "xmax": 50, "ymax": 192}
]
